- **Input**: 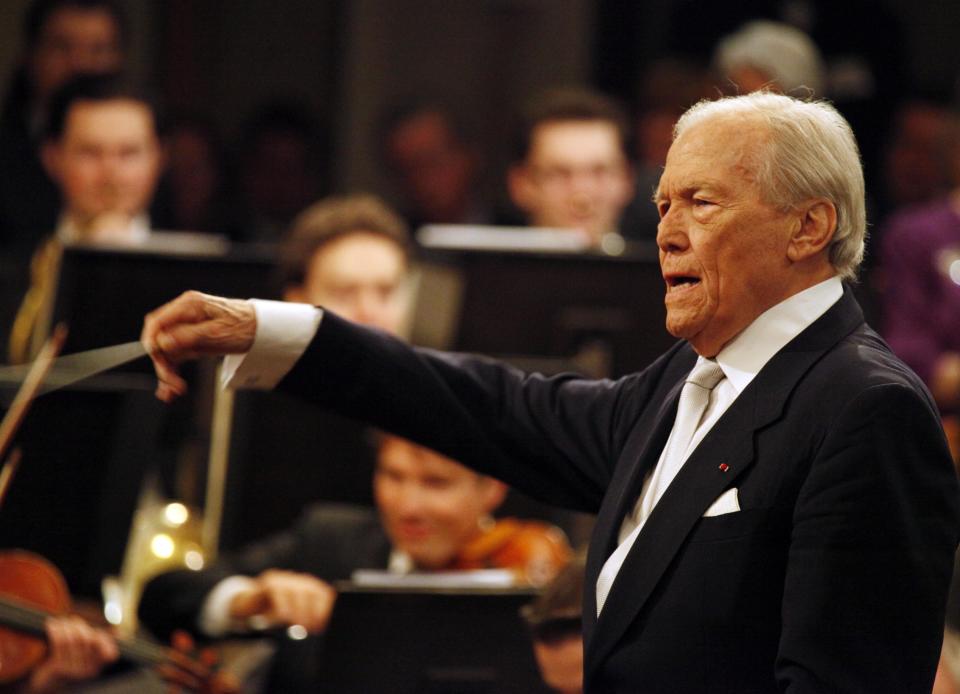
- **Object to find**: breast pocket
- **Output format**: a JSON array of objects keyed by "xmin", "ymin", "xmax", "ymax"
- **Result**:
[{"xmin": 687, "ymin": 509, "xmax": 774, "ymax": 544}]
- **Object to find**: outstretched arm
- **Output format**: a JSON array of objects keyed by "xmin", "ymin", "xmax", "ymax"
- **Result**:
[{"xmin": 140, "ymin": 290, "xmax": 659, "ymax": 512}]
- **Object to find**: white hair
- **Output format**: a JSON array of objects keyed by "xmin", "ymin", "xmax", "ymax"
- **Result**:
[
  {"xmin": 715, "ymin": 20, "xmax": 824, "ymax": 96},
  {"xmin": 674, "ymin": 91, "xmax": 866, "ymax": 281}
]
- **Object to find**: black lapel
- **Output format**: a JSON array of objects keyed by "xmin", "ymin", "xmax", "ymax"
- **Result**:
[{"xmin": 583, "ymin": 287, "xmax": 865, "ymax": 681}]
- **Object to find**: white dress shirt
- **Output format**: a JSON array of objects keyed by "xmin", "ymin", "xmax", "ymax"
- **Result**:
[{"xmin": 56, "ymin": 212, "xmax": 151, "ymax": 245}]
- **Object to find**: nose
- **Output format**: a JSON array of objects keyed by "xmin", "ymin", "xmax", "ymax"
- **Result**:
[
  {"xmin": 568, "ymin": 189, "xmax": 595, "ymax": 217},
  {"xmin": 656, "ymin": 206, "xmax": 688, "ymax": 254},
  {"xmin": 353, "ymin": 291, "xmax": 386, "ymax": 329},
  {"xmin": 68, "ymin": 48, "xmax": 99, "ymax": 75},
  {"xmin": 395, "ymin": 483, "xmax": 426, "ymax": 518},
  {"xmin": 96, "ymin": 154, "xmax": 125, "ymax": 187},
  {"xmin": 568, "ymin": 168, "xmax": 605, "ymax": 201}
]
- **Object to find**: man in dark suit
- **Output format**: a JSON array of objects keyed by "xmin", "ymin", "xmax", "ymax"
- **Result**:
[{"xmin": 142, "ymin": 92, "xmax": 959, "ymax": 692}]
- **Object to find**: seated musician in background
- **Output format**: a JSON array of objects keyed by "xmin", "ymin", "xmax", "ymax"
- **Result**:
[
  {"xmin": 223, "ymin": 193, "xmax": 413, "ymax": 538},
  {"xmin": 506, "ymin": 87, "xmax": 634, "ymax": 250},
  {"xmin": 522, "ymin": 552, "xmax": 585, "ymax": 694},
  {"xmin": 138, "ymin": 433, "xmax": 571, "ymax": 692},
  {"xmin": 379, "ymin": 99, "xmax": 493, "ymax": 229},
  {"xmin": 277, "ymin": 193, "xmax": 410, "ymax": 332},
  {"xmin": 9, "ymin": 70, "xmax": 163, "ymax": 362}
]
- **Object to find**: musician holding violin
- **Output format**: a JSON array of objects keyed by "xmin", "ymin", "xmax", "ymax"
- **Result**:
[
  {"xmin": 0, "ymin": 608, "xmax": 118, "ymax": 693},
  {"xmin": 0, "ymin": 549, "xmax": 242, "ymax": 694},
  {"xmin": 23, "ymin": 620, "xmax": 116, "ymax": 693},
  {"xmin": 138, "ymin": 433, "xmax": 571, "ymax": 692},
  {"xmin": 25, "ymin": 616, "xmax": 117, "ymax": 693}
]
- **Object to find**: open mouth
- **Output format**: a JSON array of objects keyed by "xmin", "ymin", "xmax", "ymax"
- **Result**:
[
  {"xmin": 665, "ymin": 274, "xmax": 701, "ymax": 291},
  {"xmin": 396, "ymin": 523, "xmax": 431, "ymax": 541}
]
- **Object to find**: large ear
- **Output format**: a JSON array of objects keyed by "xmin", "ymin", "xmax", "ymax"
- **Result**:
[
  {"xmin": 479, "ymin": 476, "xmax": 509, "ymax": 514},
  {"xmin": 787, "ymin": 199, "xmax": 837, "ymax": 263}
]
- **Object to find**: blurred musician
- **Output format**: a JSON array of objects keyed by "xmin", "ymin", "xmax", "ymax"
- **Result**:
[
  {"xmin": 139, "ymin": 433, "xmax": 571, "ymax": 692},
  {"xmin": 9, "ymin": 71, "xmax": 163, "ymax": 363},
  {"xmin": 523, "ymin": 552, "xmax": 586, "ymax": 694}
]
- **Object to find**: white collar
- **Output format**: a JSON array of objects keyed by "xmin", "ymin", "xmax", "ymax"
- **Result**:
[
  {"xmin": 708, "ymin": 276, "xmax": 843, "ymax": 394},
  {"xmin": 388, "ymin": 549, "xmax": 414, "ymax": 574},
  {"xmin": 56, "ymin": 213, "xmax": 151, "ymax": 245}
]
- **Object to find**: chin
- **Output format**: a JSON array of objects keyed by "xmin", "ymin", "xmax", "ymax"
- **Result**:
[
  {"xmin": 664, "ymin": 317, "xmax": 698, "ymax": 341},
  {"xmin": 409, "ymin": 552, "xmax": 447, "ymax": 570}
]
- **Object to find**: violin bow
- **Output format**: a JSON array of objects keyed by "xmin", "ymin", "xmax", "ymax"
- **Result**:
[{"xmin": 0, "ymin": 325, "xmax": 67, "ymax": 510}]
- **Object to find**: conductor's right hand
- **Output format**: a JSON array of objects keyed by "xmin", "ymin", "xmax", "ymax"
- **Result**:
[
  {"xmin": 228, "ymin": 569, "xmax": 337, "ymax": 635},
  {"xmin": 141, "ymin": 290, "xmax": 257, "ymax": 402}
]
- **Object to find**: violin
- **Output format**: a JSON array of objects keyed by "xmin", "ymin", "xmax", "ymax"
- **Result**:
[
  {"xmin": 0, "ymin": 549, "xmax": 237, "ymax": 692},
  {"xmin": 450, "ymin": 518, "xmax": 573, "ymax": 587}
]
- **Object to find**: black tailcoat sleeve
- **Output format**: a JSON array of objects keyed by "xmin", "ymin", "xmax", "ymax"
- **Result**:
[
  {"xmin": 278, "ymin": 313, "xmax": 687, "ymax": 515},
  {"xmin": 274, "ymin": 289, "xmax": 959, "ymax": 693}
]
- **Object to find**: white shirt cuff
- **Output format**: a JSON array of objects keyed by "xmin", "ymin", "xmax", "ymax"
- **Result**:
[
  {"xmin": 222, "ymin": 299, "xmax": 323, "ymax": 390},
  {"xmin": 199, "ymin": 575, "xmax": 259, "ymax": 637}
]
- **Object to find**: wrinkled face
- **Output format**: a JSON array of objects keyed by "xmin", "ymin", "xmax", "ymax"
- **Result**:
[
  {"xmin": 655, "ymin": 116, "xmax": 799, "ymax": 356},
  {"xmin": 387, "ymin": 111, "xmax": 477, "ymax": 222},
  {"xmin": 45, "ymin": 99, "xmax": 161, "ymax": 230},
  {"xmin": 511, "ymin": 120, "xmax": 632, "ymax": 245},
  {"xmin": 533, "ymin": 636, "xmax": 583, "ymax": 694},
  {"xmin": 287, "ymin": 233, "xmax": 409, "ymax": 335},
  {"xmin": 374, "ymin": 437, "xmax": 503, "ymax": 569},
  {"xmin": 30, "ymin": 7, "xmax": 122, "ymax": 103}
]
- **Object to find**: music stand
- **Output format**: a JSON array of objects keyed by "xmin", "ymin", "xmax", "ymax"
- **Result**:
[
  {"xmin": 413, "ymin": 235, "xmax": 675, "ymax": 379},
  {"xmin": 50, "ymin": 239, "xmax": 279, "ymax": 367},
  {"xmin": 317, "ymin": 583, "xmax": 551, "ymax": 694}
]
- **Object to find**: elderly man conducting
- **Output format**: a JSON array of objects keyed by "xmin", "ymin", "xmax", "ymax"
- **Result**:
[{"xmin": 142, "ymin": 92, "xmax": 959, "ymax": 693}]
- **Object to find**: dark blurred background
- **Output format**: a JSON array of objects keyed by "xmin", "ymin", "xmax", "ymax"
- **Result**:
[{"xmin": 0, "ymin": 0, "xmax": 954, "ymax": 216}]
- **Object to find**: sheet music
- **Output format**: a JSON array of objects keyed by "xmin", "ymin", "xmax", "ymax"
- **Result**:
[{"xmin": 350, "ymin": 568, "xmax": 517, "ymax": 589}]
